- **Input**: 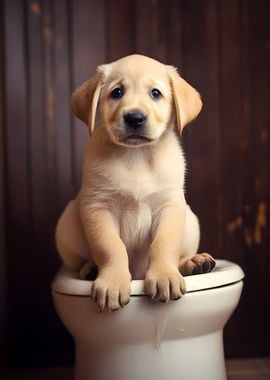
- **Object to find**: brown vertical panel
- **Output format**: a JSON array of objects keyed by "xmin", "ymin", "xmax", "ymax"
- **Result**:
[
  {"xmin": 4, "ymin": 0, "xmax": 30, "ymax": 252},
  {"xmin": 166, "ymin": 1, "xmax": 188, "ymax": 152},
  {"xmin": 4, "ymin": 0, "xmax": 74, "ymax": 367},
  {"xmin": 3, "ymin": 0, "xmax": 33, "ymax": 366},
  {"xmin": 167, "ymin": 0, "xmax": 184, "ymax": 69},
  {"xmin": 134, "ymin": 0, "xmax": 157, "ymax": 56},
  {"xmin": 236, "ymin": 0, "xmax": 270, "ymax": 356},
  {"xmin": 28, "ymin": 0, "xmax": 48, "ymax": 255},
  {"xmin": 71, "ymin": 0, "xmax": 106, "ymax": 189},
  {"xmin": 182, "ymin": 0, "xmax": 220, "ymax": 257},
  {"xmin": 42, "ymin": 0, "xmax": 57, "ymax": 214},
  {"xmin": 138, "ymin": 0, "xmax": 184, "ymax": 66},
  {"xmin": 28, "ymin": 0, "xmax": 74, "ymax": 366},
  {"xmin": 28, "ymin": 0, "xmax": 59, "ymax": 289},
  {"xmin": 27, "ymin": 2, "xmax": 48, "ymax": 357},
  {"xmin": 107, "ymin": 0, "xmax": 135, "ymax": 61},
  {"xmin": 219, "ymin": 0, "xmax": 244, "ymax": 263},
  {"xmin": 134, "ymin": 0, "xmax": 168, "ymax": 61},
  {"xmin": 8, "ymin": 0, "xmax": 53, "ymax": 367},
  {"xmin": 0, "ymin": 0, "xmax": 7, "ymax": 365},
  {"xmin": 218, "ymin": 0, "xmax": 247, "ymax": 357},
  {"xmin": 245, "ymin": 0, "xmax": 270, "ymax": 273},
  {"xmin": 54, "ymin": 0, "xmax": 74, "ymax": 209}
]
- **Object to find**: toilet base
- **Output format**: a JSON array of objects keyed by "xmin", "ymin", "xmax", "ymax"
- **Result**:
[
  {"xmin": 52, "ymin": 265, "xmax": 244, "ymax": 380},
  {"xmin": 74, "ymin": 330, "xmax": 227, "ymax": 380}
]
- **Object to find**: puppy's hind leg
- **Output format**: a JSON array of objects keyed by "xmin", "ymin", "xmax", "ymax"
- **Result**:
[
  {"xmin": 55, "ymin": 197, "xmax": 94, "ymax": 274},
  {"xmin": 178, "ymin": 205, "xmax": 216, "ymax": 276}
]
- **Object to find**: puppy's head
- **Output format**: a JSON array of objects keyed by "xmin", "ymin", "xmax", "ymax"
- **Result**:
[{"xmin": 71, "ymin": 54, "xmax": 202, "ymax": 147}]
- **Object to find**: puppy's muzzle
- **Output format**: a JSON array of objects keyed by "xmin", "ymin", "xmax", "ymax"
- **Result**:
[{"xmin": 124, "ymin": 111, "xmax": 146, "ymax": 130}]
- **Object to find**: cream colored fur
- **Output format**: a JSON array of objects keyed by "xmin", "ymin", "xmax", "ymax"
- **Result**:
[{"xmin": 55, "ymin": 54, "xmax": 214, "ymax": 312}]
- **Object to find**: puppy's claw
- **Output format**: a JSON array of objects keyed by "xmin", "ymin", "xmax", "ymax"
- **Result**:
[
  {"xmin": 203, "ymin": 261, "xmax": 210, "ymax": 272},
  {"xmin": 179, "ymin": 253, "xmax": 216, "ymax": 276},
  {"xmin": 144, "ymin": 278, "xmax": 157, "ymax": 300},
  {"xmin": 119, "ymin": 293, "xmax": 131, "ymax": 307},
  {"xmin": 210, "ymin": 260, "xmax": 216, "ymax": 270},
  {"xmin": 145, "ymin": 267, "xmax": 185, "ymax": 303},
  {"xmin": 91, "ymin": 272, "xmax": 131, "ymax": 313}
]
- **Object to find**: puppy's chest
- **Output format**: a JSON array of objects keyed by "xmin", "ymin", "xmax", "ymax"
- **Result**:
[
  {"xmin": 111, "ymin": 163, "xmax": 159, "ymax": 199},
  {"xmin": 91, "ymin": 154, "xmax": 180, "ymax": 250},
  {"xmin": 118, "ymin": 195, "xmax": 153, "ymax": 251},
  {"xmin": 108, "ymin": 168, "xmax": 158, "ymax": 250}
]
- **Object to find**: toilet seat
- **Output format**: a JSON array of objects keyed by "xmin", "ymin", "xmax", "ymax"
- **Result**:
[{"xmin": 52, "ymin": 259, "xmax": 244, "ymax": 297}]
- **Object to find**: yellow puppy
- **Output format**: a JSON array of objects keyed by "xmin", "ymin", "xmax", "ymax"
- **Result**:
[{"xmin": 55, "ymin": 54, "xmax": 215, "ymax": 312}]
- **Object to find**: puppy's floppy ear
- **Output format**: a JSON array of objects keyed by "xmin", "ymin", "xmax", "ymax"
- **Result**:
[
  {"xmin": 70, "ymin": 68, "xmax": 104, "ymax": 134},
  {"xmin": 167, "ymin": 66, "xmax": 202, "ymax": 134}
]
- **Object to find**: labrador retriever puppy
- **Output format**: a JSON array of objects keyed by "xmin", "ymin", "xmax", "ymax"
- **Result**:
[{"xmin": 55, "ymin": 54, "xmax": 215, "ymax": 312}]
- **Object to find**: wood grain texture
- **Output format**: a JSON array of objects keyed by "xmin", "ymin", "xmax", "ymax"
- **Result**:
[
  {"xmin": 71, "ymin": 0, "xmax": 106, "ymax": 189},
  {"xmin": 1, "ymin": 0, "xmax": 270, "ymax": 366},
  {"xmin": 182, "ymin": 0, "xmax": 220, "ymax": 256}
]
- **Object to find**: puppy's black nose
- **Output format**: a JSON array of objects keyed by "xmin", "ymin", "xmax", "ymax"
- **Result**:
[{"xmin": 124, "ymin": 111, "xmax": 146, "ymax": 129}]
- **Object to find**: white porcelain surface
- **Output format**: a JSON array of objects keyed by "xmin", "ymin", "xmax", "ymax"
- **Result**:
[
  {"xmin": 52, "ymin": 260, "xmax": 244, "ymax": 380},
  {"xmin": 52, "ymin": 259, "xmax": 244, "ymax": 296}
]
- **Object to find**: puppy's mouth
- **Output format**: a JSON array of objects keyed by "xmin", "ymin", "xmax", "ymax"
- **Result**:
[{"xmin": 122, "ymin": 134, "xmax": 154, "ymax": 146}]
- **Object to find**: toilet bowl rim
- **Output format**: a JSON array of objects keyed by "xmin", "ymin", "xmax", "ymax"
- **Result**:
[{"xmin": 51, "ymin": 259, "xmax": 244, "ymax": 297}]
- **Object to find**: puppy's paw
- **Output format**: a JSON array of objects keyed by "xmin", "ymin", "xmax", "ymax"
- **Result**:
[
  {"xmin": 179, "ymin": 253, "xmax": 216, "ymax": 276},
  {"xmin": 91, "ymin": 270, "xmax": 131, "ymax": 313},
  {"xmin": 145, "ymin": 265, "xmax": 186, "ymax": 302}
]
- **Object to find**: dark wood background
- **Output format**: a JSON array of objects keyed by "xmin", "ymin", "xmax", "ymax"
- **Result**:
[{"xmin": 1, "ymin": 0, "xmax": 270, "ymax": 369}]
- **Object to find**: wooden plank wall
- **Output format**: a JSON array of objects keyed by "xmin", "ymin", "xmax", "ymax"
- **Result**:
[{"xmin": 1, "ymin": 0, "xmax": 270, "ymax": 367}]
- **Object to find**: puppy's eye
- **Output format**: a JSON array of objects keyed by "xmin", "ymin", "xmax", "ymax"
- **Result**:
[
  {"xmin": 150, "ymin": 88, "xmax": 162, "ymax": 99},
  {"xmin": 111, "ymin": 87, "xmax": 124, "ymax": 99}
]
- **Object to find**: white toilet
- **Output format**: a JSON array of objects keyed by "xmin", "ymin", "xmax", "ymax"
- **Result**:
[{"xmin": 52, "ymin": 259, "xmax": 244, "ymax": 380}]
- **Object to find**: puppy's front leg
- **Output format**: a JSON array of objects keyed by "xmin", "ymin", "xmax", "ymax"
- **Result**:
[
  {"xmin": 145, "ymin": 204, "xmax": 187, "ymax": 302},
  {"xmin": 82, "ymin": 208, "xmax": 131, "ymax": 312}
]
